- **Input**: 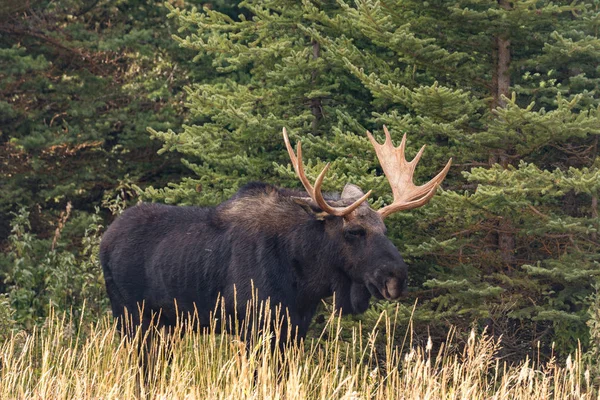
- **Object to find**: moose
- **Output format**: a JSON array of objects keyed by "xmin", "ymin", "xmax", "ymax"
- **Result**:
[{"xmin": 100, "ymin": 127, "xmax": 451, "ymax": 343}]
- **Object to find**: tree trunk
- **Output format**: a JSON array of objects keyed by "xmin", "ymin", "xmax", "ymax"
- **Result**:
[
  {"xmin": 489, "ymin": 0, "xmax": 511, "ymax": 166},
  {"xmin": 592, "ymin": 196, "xmax": 598, "ymax": 241},
  {"xmin": 491, "ymin": 0, "xmax": 515, "ymax": 266},
  {"xmin": 310, "ymin": 40, "xmax": 322, "ymax": 135}
]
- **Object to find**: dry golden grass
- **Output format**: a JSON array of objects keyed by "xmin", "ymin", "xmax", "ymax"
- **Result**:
[{"xmin": 0, "ymin": 302, "xmax": 598, "ymax": 400}]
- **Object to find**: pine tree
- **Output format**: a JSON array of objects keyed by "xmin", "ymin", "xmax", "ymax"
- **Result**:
[{"xmin": 150, "ymin": 0, "xmax": 600, "ymax": 357}]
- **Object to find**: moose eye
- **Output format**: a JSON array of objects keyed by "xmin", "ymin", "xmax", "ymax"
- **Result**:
[{"xmin": 345, "ymin": 227, "xmax": 366, "ymax": 239}]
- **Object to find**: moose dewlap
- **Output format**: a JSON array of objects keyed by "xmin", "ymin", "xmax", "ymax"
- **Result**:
[{"xmin": 100, "ymin": 127, "xmax": 451, "ymax": 342}]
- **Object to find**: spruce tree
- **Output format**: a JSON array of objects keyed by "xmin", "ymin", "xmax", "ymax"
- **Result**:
[{"xmin": 150, "ymin": 0, "xmax": 600, "ymax": 357}]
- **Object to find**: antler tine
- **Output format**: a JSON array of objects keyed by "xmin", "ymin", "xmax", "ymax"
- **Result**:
[
  {"xmin": 283, "ymin": 127, "xmax": 315, "ymax": 197},
  {"xmin": 409, "ymin": 145, "xmax": 426, "ymax": 173},
  {"xmin": 383, "ymin": 125, "xmax": 393, "ymax": 144},
  {"xmin": 313, "ymin": 164, "xmax": 373, "ymax": 216},
  {"xmin": 282, "ymin": 128, "xmax": 372, "ymax": 217},
  {"xmin": 367, "ymin": 125, "xmax": 452, "ymax": 219},
  {"xmin": 313, "ymin": 163, "xmax": 335, "ymax": 213}
]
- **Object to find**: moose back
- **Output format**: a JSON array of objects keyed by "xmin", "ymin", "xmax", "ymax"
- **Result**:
[{"xmin": 100, "ymin": 127, "xmax": 451, "ymax": 341}]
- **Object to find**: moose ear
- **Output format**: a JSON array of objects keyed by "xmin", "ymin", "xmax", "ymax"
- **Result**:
[
  {"xmin": 292, "ymin": 197, "xmax": 329, "ymax": 221},
  {"xmin": 341, "ymin": 184, "xmax": 365, "ymax": 200}
]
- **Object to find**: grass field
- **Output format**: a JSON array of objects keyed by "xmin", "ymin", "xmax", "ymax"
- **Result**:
[{"xmin": 0, "ymin": 303, "xmax": 598, "ymax": 399}]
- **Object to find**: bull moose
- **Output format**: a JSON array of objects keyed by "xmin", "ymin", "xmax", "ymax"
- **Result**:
[{"xmin": 100, "ymin": 127, "xmax": 451, "ymax": 343}]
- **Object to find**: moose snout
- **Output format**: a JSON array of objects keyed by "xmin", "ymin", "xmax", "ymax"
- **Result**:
[
  {"xmin": 383, "ymin": 276, "xmax": 407, "ymax": 300},
  {"xmin": 367, "ymin": 267, "xmax": 408, "ymax": 301},
  {"xmin": 365, "ymin": 236, "xmax": 409, "ymax": 300}
]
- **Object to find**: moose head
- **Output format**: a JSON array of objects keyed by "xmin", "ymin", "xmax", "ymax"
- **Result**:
[{"xmin": 283, "ymin": 126, "xmax": 452, "ymax": 302}]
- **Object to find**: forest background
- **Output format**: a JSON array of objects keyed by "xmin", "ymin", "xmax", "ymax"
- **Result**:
[{"xmin": 1, "ymin": 0, "xmax": 599, "ymax": 365}]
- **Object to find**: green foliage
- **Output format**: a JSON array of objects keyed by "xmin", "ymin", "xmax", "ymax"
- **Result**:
[
  {"xmin": 586, "ymin": 285, "xmax": 600, "ymax": 374},
  {"xmin": 0, "ymin": 293, "xmax": 16, "ymax": 340},
  {"xmin": 0, "ymin": 0, "xmax": 201, "ymax": 241},
  {"xmin": 0, "ymin": 0, "xmax": 240, "ymax": 326},
  {"xmin": 148, "ymin": 0, "xmax": 600, "ymax": 359},
  {"xmin": 0, "ymin": 207, "xmax": 109, "ymax": 328}
]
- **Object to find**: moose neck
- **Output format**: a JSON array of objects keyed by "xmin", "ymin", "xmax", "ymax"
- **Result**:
[
  {"xmin": 283, "ymin": 216, "xmax": 347, "ymax": 303},
  {"xmin": 217, "ymin": 183, "xmax": 348, "ymax": 303}
]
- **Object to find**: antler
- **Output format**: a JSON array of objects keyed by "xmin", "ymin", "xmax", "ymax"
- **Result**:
[
  {"xmin": 366, "ymin": 126, "xmax": 452, "ymax": 219},
  {"xmin": 283, "ymin": 128, "xmax": 372, "ymax": 217}
]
